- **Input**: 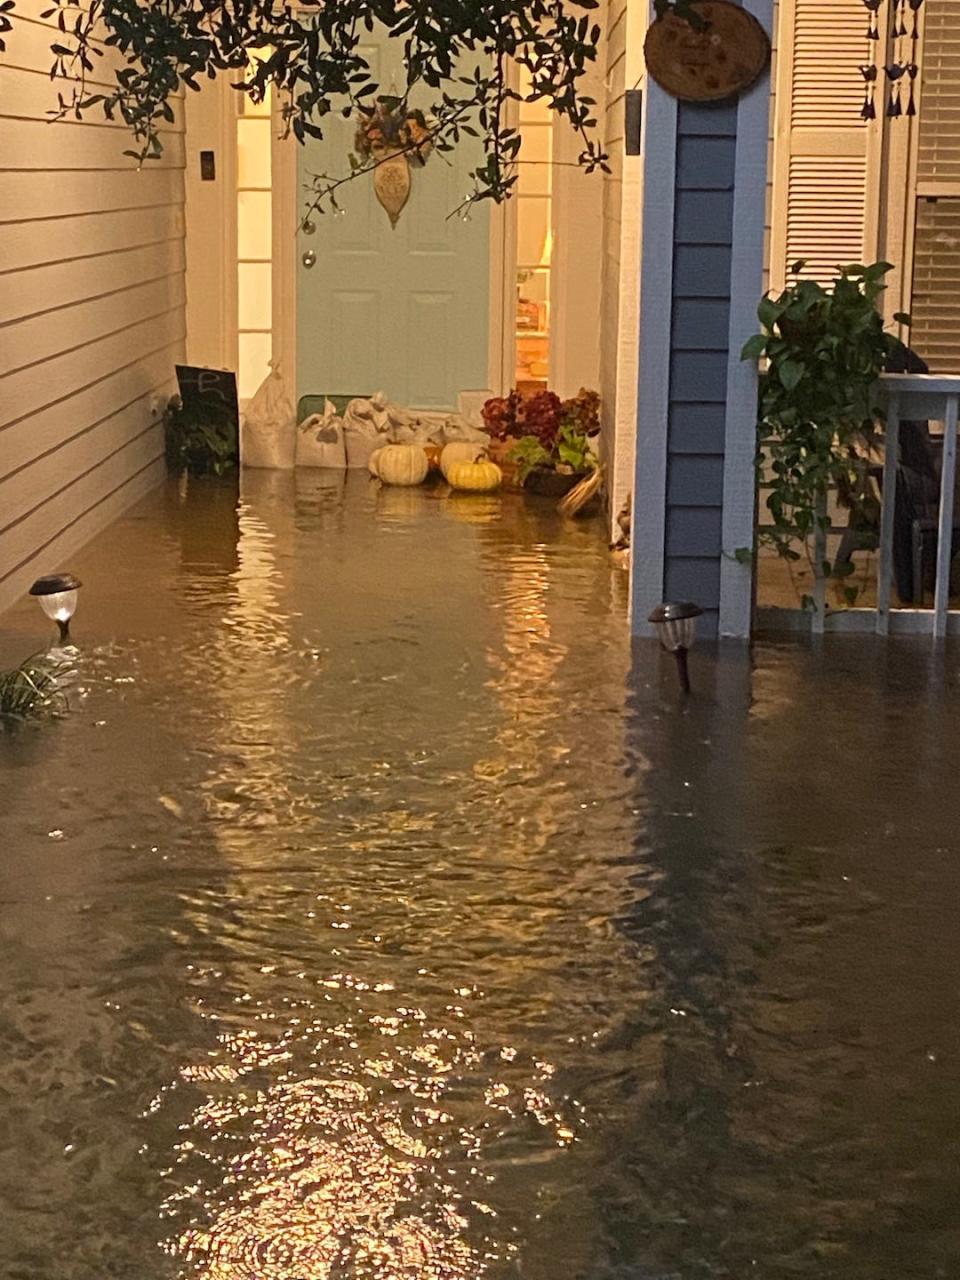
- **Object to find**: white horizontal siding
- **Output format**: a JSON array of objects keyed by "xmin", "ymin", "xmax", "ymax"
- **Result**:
[
  {"xmin": 0, "ymin": 65, "xmax": 184, "ymax": 130},
  {"xmin": 0, "ymin": 10, "xmax": 185, "ymax": 617},
  {"xmin": 0, "ymin": 239, "xmax": 185, "ymax": 326},
  {"xmin": 1, "ymin": 345, "xmax": 178, "ymax": 478},
  {"xmin": 0, "ymin": 167, "xmax": 183, "ymax": 221},
  {"xmin": 1, "ymin": 115, "xmax": 185, "ymax": 169}
]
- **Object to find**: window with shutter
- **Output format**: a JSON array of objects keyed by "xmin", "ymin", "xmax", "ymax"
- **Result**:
[
  {"xmin": 768, "ymin": 0, "xmax": 882, "ymax": 291},
  {"xmin": 909, "ymin": 0, "xmax": 960, "ymax": 374},
  {"xmin": 916, "ymin": 0, "xmax": 960, "ymax": 191},
  {"xmin": 912, "ymin": 200, "xmax": 960, "ymax": 372}
]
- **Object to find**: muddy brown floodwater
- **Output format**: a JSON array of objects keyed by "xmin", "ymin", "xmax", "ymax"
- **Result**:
[{"xmin": 2, "ymin": 471, "xmax": 960, "ymax": 1279}]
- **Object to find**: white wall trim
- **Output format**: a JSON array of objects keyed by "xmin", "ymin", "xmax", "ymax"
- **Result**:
[
  {"xmin": 629, "ymin": 73, "xmax": 677, "ymax": 636},
  {"xmin": 184, "ymin": 73, "xmax": 235, "ymax": 371},
  {"xmin": 718, "ymin": 0, "xmax": 774, "ymax": 638},
  {"xmin": 274, "ymin": 124, "xmax": 299, "ymax": 405}
]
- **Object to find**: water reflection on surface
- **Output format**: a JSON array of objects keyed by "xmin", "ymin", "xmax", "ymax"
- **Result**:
[{"xmin": 2, "ymin": 473, "xmax": 960, "ymax": 1278}]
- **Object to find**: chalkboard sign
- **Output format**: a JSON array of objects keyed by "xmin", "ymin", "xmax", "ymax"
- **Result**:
[{"xmin": 175, "ymin": 365, "xmax": 239, "ymax": 427}]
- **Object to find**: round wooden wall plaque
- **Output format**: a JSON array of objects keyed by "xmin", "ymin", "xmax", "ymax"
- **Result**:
[{"xmin": 644, "ymin": 0, "xmax": 771, "ymax": 103}]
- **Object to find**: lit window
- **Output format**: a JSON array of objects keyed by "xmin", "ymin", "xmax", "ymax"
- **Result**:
[{"xmin": 515, "ymin": 78, "xmax": 552, "ymax": 392}]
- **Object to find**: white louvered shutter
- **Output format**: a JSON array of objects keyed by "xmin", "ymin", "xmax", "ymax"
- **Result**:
[
  {"xmin": 910, "ymin": 0, "xmax": 960, "ymax": 373},
  {"xmin": 769, "ymin": 0, "xmax": 882, "ymax": 291}
]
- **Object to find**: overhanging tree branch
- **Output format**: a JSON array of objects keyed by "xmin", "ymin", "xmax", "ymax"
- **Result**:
[{"xmin": 0, "ymin": 0, "xmax": 699, "ymax": 214}]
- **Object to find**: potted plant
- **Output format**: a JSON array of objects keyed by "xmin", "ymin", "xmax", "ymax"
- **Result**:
[
  {"xmin": 163, "ymin": 394, "xmax": 238, "ymax": 477},
  {"xmin": 484, "ymin": 387, "xmax": 600, "ymax": 496},
  {"xmin": 741, "ymin": 261, "xmax": 907, "ymax": 611},
  {"xmin": 480, "ymin": 389, "xmax": 526, "ymax": 480}
]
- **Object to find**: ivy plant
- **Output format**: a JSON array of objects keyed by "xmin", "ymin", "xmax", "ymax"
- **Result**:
[
  {"xmin": 0, "ymin": 0, "xmax": 699, "ymax": 219},
  {"xmin": 162, "ymin": 395, "xmax": 238, "ymax": 477},
  {"xmin": 741, "ymin": 261, "xmax": 909, "ymax": 608}
]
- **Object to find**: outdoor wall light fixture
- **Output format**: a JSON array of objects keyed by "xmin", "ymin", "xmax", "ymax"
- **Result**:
[
  {"xmin": 648, "ymin": 601, "xmax": 703, "ymax": 694},
  {"xmin": 30, "ymin": 573, "xmax": 82, "ymax": 643}
]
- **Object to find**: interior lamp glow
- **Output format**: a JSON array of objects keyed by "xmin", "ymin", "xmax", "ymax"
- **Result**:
[
  {"xmin": 29, "ymin": 573, "xmax": 82, "ymax": 642},
  {"xmin": 648, "ymin": 600, "xmax": 703, "ymax": 694}
]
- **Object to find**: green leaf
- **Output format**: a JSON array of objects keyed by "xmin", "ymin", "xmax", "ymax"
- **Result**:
[
  {"xmin": 757, "ymin": 296, "xmax": 782, "ymax": 330},
  {"xmin": 741, "ymin": 334, "xmax": 767, "ymax": 361},
  {"xmin": 778, "ymin": 358, "xmax": 805, "ymax": 392}
]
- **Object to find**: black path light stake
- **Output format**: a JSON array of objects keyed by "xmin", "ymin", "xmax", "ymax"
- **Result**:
[
  {"xmin": 648, "ymin": 601, "xmax": 703, "ymax": 695},
  {"xmin": 29, "ymin": 573, "xmax": 82, "ymax": 643}
]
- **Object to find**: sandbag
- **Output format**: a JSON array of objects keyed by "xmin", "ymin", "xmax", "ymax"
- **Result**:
[
  {"xmin": 241, "ymin": 361, "xmax": 296, "ymax": 469},
  {"xmin": 343, "ymin": 391, "xmax": 391, "ymax": 468},
  {"xmin": 296, "ymin": 401, "xmax": 347, "ymax": 468},
  {"xmin": 441, "ymin": 414, "xmax": 490, "ymax": 445}
]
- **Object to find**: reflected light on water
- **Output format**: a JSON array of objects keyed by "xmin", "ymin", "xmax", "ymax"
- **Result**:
[
  {"xmin": 157, "ymin": 479, "xmax": 577, "ymax": 1279},
  {"xmin": 159, "ymin": 973, "xmax": 579, "ymax": 1280}
]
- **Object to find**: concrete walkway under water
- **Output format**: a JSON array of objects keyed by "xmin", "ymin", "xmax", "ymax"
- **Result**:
[{"xmin": 1, "ymin": 471, "xmax": 960, "ymax": 1279}]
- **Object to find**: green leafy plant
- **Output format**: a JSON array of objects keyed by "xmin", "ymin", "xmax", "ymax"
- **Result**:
[
  {"xmin": 0, "ymin": 655, "xmax": 71, "ymax": 720},
  {"xmin": 509, "ymin": 435, "xmax": 551, "ymax": 481},
  {"xmin": 163, "ymin": 395, "xmax": 238, "ymax": 477},
  {"xmin": 741, "ymin": 261, "xmax": 908, "ymax": 608},
  {"xmin": 555, "ymin": 420, "xmax": 596, "ymax": 472},
  {"xmin": 510, "ymin": 421, "xmax": 599, "ymax": 482}
]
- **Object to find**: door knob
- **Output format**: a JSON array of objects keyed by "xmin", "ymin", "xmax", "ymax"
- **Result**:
[{"xmin": 302, "ymin": 250, "xmax": 316, "ymax": 268}]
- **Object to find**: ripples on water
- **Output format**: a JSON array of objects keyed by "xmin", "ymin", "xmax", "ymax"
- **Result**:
[{"xmin": 2, "ymin": 471, "xmax": 960, "ymax": 1279}]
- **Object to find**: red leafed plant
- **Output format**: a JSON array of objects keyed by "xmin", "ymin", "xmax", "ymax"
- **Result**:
[
  {"xmin": 522, "ymin": 391, "xmax": 563, "ymax": 445},
  {"xmin": 562, "ymin": 387, "xmax": 600, "ymax": 435},
  {"xmin": 481, "ymin": 389, "xmax": 563, "ymax": 443},
  {"xmin": 481, "ymin": 390, "xmax": 524, "ymax": 440}
]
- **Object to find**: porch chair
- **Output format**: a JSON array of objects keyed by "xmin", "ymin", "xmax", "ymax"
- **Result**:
[
  {"xmin": 894, "ymin": 426, "xmax": 960, "ymax": 605},
  {"xmin": 835, "ymin": 345, "xmax": 960, "ymax": 604},
  {"xmin": 834, "ymin": 424, "xmax": 960, "ymax": 605}
]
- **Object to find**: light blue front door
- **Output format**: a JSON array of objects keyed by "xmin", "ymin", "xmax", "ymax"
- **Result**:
[{"xmin": 297, "ymin": 43, "xmax": 491, "ymax": 411}]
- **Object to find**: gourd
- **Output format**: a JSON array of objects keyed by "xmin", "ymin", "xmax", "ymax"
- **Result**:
[
  {"xmin": 372, "ymin": 443, "xmax": 429, "ymax": 487},
  {"xmin": 368, "ymin": 447, "xmax": 384, "ymax": 477},
  {"xmin": 446, "ymin": 456, "xmax": 503, "ymax": 492},
  {"xmin": 440, "ymin": 441, "xmax": 487, "ymax": 481}
]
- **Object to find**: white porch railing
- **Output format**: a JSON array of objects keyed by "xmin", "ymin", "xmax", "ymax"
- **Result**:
[{"xmin": 758, "ymin": 373, "xmax": 960, "ymax": 638}]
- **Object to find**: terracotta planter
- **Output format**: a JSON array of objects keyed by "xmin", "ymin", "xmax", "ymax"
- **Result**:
[
  {"xmin": 486, "ymin": 437, "xmax": 519, "ymax": 487},
  {"xmin": 523, "ymin": 467, "xmax": 587, "ymax": 498}
]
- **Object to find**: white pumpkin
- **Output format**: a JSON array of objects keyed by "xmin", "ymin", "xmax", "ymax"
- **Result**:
[
  {"xmin": 374, "ymin": 443, "xmax": 429, "ymax": 487},
  {"xmin": 440, "ymin": 441, "xmax": 489, "ymax": 482}
]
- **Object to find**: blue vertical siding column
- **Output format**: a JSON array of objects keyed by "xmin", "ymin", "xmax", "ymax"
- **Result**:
[{"xmin": 630, "ymin": 0, "xmax": 772, "ymax": 639}]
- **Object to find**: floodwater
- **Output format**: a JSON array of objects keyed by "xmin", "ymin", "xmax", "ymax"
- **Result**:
[{"xmin": 2, "ymin": 471, "xmax": 960, "ymax": 1280}]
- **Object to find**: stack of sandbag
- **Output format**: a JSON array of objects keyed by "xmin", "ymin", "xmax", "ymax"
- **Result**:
[{"xmin": 290, "ymin": 393, "xmax": 493, "ymax": 470}]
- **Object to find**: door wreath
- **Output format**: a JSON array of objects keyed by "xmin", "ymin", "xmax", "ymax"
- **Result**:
[{"xmin": 354, "ymin": 97, "xmax": 435, "ymax": 227}]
